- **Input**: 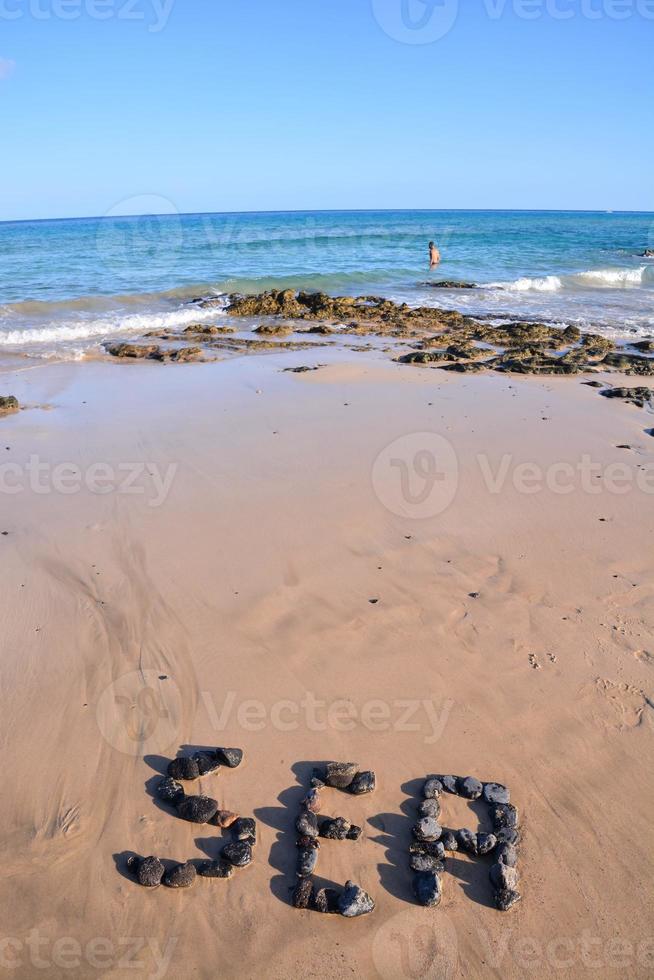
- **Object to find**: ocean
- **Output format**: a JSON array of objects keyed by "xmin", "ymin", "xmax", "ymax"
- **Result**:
[{"xmin": 0, "ymin": 209, "xmax": 652, "ymax": 359}]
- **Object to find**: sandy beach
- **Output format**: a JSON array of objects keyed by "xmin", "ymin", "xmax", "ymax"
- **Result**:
[{"xmin": 0, "ymin": 343, "xmax": 652, "ymax": 979}]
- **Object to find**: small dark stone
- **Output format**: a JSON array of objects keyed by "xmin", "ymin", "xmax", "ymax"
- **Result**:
[
  {"xmin": 413, "ymin": 870, "xmax": 442, "ymax": 908},
  {"xmin": 439, "ymin": 775, "xmax": 458, "ymax": 794},
  {"xmin": 128, "ymin": 855, "xmax": 164, "ymax": 888},
  {"xmin": 413, "ymin": 817, "xmax": 442, "ymax": 842},
  {"xmin": 410, "ymin": 840, "xmax": 445, "ymax": 859},
  {"xmin": 214, "ymin": 747, "xmax": 243, "ymax": 768},
  {"xmin": 209, "ymin": 809, "xmax": 239, "ymax": 829},
  {"xmin": 167, "ymin": 757, "xmax": 200, "ymax": 781},
  {"xmin": 477, "ymin": 832, "xmax": 498, "ymax": 856},
  {"xmin": 193, "ymin": 752, "xmax": 221, "ymax": 776},
  {"xmin": 157, "ymin": 777, "xmax": 185, "ymax": 805},
  {"xmin": 163, "ymin": 861, "xmax": 197, "ymax": 889},
  {"xmin": 410, "ymin": 853, "xmax": 445, "ymax": 873},
  {"xmin": 292, "ymin": 878, "xmax": 314, "ymax": 909},
  {"xmin": 490, "ymin": 862, "xmax": 520, "ymax": 891},
  {"xmin": 496, "ymin": 888, "xmax": 522, "ymax": 912},
  {"xmin": 296, "ymin": 810, "xmax": 319, "ymax": 838},
  {"xmin": 176, "ymin": 795, "xmax": 219, "ymax": 824},
  {"xmin": 497, "ymin": 843, "xmax": 518, "ymax": 868},
  {"xmin": 296, "ymin": 835, "xmax": 320, "ymax": 850},
  {"xmin": 222, "ymin": 841, "xmax": 253, "ymax": 868},
  {"xmin": 348, "ymin": 770, "xmax": 376, "ymax": 795},
  {"xmin": 346, "ymin": 825, "xmax": 363, "ymax": 841},
  {"xmin": 440, "ymin": 830, "xmax": 458, "ymax": 852},
  {"xmin": 418, "ymin": 798, "xmax": 441, "ymax": 819},
  {"xmin": 422, "ymin": 777, "xmax": 443, "ymax": 799},
  {"xmin": 313, "ymin": 887, "xmax": 341, "ymax": 913},
  {"xmin": 495, "ymin": 828, "xmax": 520, "ymax": 847},
  {"xmin": 483, "ymin": 782, "xmax": 510, "ymax": 805},
  {"xmin": 338, "ymin": 880, "xmax": 375, "ymax": 917},
  {"xmin": 324, "ymin": 761, "xmax": 358, "ymax": 789},
  {"xmin": 198, "ymin": 859, "xmax": 234, "ymax": 879},
  {"xmin": 296, "ymin": 847, "xmax": 318, "ymax": 877},
  {"xmin": 468, "ymin": 591, "xmax": 480, "ymax": 598},
  {"xmin": 491, "ymin": 803, "xmax": 519, "ymax": 831},
  {"xmin": 301, "ymin": 787, "xmax": 322, "ymax": 812},
  {"xmin": 456, "ymin": 828, "xmax": 477, "ymax": 855},
  {"xmin": 319, "ymin": 816, "xmax": 351, "ymax": 840},
  {"xmin": 457, "ymin": 776, "xmax": 483, "ymax": 799},
  {"xmin": 233, "ymin": 817, "xmax": 256, "ymax": 843}
]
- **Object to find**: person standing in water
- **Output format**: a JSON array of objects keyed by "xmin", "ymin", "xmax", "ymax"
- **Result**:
[{"xmin": 429, "ymin": 241, "xmax": 441, "ymax": 267}]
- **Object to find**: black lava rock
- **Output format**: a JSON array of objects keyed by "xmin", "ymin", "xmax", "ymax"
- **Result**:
[
  {"xmin": 198, "ymin": 859, "xmax": 234, "ymax": 879},
  {"xmin": 413, "ymin": 817, "xmax": 442, "ymax": 842},
  {"xmin": 348, "ymin": 770, "xmax": 376, "ymax": 795},
  {"xmin": 490, "ymin": 862, "xmax": 520, "ymax": 891},
  {"xmin": 319, "ymin": 817, "xmax": 351, "ymax": 840},
  {"xmin": 496, "ymin": 888, "xmax": 521, "ymax": 912},
  {"xmin": 127, "ymin": 855, "xmax": 164, "ymax": 888},
  {"xmin": 163, "ymin": 861, "xmax": 197, "ymax": 889},
  {"xmin": 409, "ymin": 840, "xmax": 445, "ymax": 859},
  {"xmin": 324, "ymin": 762, "xmax": 358, "ymax": 789},
  {"xmin": 346, "ymin": 825, "xmax": 363, "ymax": 841},
  {"xmin": 440, "ymin": 830, "xmax": 459, "ymax": 852},
  {"xmin": 296, "ymin": 811, "xmax": 319, "ymax": 838},
  {"xmin": 222, "ymin": 841, "xmax": 253, "ymax": 868},
  {"xmin": 418, "ymin": 798, "xmax": 441, "ymax": 819},
  {"xmin": 457, "ymin": 776, "xmax": 483, "ymax": 800},
  {"xmin": 456, "ymin": 828, "xmax": 477, "ymax": 854},
  {"xmin": 413, "ymin": 870, "xmax": 442, "ymax": 908},
  {"xmin": 410, "ymin": 853, "xmax": 445, "ymax": 873},
  {"xmin": 423, "ymin": 777, "xmax": 443, "ymax": 799},
  {"xmin": 477, "ymin": 832, "xmax": 498, "ymax": 856},
  {"xmin": 483, "ymin": 782, "xmax": 510, "ymax": 805},
  {"xmin": 157, "ymin": 777, "xmax": 185, "ymax": 805},
  {"xmin": 193, "ymin": 752, "xmax": 221, "ymax": 776},
  {"xmin": 439, "ymin": 775, "xmax": 458, "ymax": 794},
  {"xmin": 292, "ymin": 878, "xmax": 314, "ymax": 909},
  {"xmin": 301, "ymin": 787, "xmax": 322, "ymax": 812},
  {"xmin": 296, "ymin": 847, "xmax": 318, "ymax": 877},
  {"xmin": 313, "ymin": 887, "xmax": 341, "ymax": 913},
  {"xmin": 496, "ymin": 843, "xmax": 518, "ymax": 867},
  {"xmin": 491, "ymin": 803, "xmax": 519, "ymax": 831},
  {"xmin": 338, "ymin": 880, "xmax": 375, "ymax": 917},
  {"xmin": 233, "ymin": 817, "xmax": 257, "ymax": 843},
  {"xmin": 167, "ymin": 757, "xmax": 200, "ymax": 781},
  {"xmin": 214, "ymin": 747, "xmax": 243, "ymax": 768},
  {"xmin": 176, "ymin": 795, "xmax": 219, "ymax": 824}
]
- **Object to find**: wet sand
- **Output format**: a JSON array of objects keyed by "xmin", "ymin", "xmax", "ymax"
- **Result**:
[{"xmin": 0, "ymin": 350, "xmax": 652, "ymax": 979}]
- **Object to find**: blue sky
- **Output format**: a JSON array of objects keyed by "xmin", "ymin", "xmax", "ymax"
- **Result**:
[{"xmin": 1, "ymin": 0, "xmax": 653, "ymax": 220}]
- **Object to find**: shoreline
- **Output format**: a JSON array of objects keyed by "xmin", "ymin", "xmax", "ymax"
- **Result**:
[{"xmin": 0, "ymin": 350, "xmax": 652, "ymax": 977}]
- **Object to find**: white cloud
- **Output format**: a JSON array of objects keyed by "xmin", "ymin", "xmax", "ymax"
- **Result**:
[{"xmin": 0, "ymin": 58, "xmax": 16, "ymax": 81}]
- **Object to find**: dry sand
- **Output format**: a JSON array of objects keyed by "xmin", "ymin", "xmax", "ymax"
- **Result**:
[{"xmin": 0, "ymin": 349, "xmax": 652, "ymax": 979}]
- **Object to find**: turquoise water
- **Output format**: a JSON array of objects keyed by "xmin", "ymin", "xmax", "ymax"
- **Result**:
[{"xmin": 0, "ymin": 210, "xmax": 653, "ymax": 356}]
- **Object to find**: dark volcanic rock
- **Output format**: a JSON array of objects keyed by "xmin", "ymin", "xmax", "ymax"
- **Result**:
[
  {"xmin": 324, "ymin": 761, "xmax": 358, "ymax": 789},
  {"xmin": 292, "ymin": 878, "xmax": 314, "ymax": 909},
  {"xmin": 477, "ymin": 833, "xmax": 498, "ymax": 856},
  {"xmin": 410, "ymin": 852, "xmax": 445, "ymax": 873},
  {"xmin": 440, "ymin": 830, "xmax": 459, "ymax": 852},
  {"xmin": 496, "ymin": 888, "xmax": 522, "ymax": 912},
  {"xmin": 600, "ymin": 386, "xmax": 654, "ymax": 408},
  {"xmin": 296, "ymin": 846, "xmax": 318, "ymax": 878},
  {"xmin": 320, "ymin": 817, "xmax": 351, "ymax": 840},
  {"xmin": 209, "ymin": 809, "xmax": 239, "ymax": 828},
  {"xmin": 457, "ymin": 776, "xmax": 483, "ymax": 799},
  {"xmin": 198, "ymin": 859, "xmax": 234, "ymax": 879},
  {"xmin": 495, "ymin": 828, "xmax": 520, "ymax": 847},
  {"xmin": 193, "ymin": 752, "xmax": 221, "ymax": 776},
  {"xmin": 483, "ymin": 782, "xmax": 510, "ymax": 805},
  {"xmin": 104, "ymin": 342, "xmax": 160, "ymax": 359},
  {"xmin": 496, "ymin": 843, "xmax": 519, "ymax": 868},
  {"xmin": 410, "ymin": 840, "xmax": 445, "ymax": 859},
  {"xmin": 127, "ymin": 855, "xmax": 164, "ymax": 888},
  {"xmin": 167, "ymin": 757, "xmax": 200, "ymax": 781},
  {"xmin": 214, "ymin": 747, "xmax": 243, "ymax": 768},
  {"xmin": 456, "ymin": 828, "xmax": 478, "ymax": 855},
  {"xmin": 439, "ymin": 775, "xmax": 459, "ymax": 794},
  {"xmin": 301, "ymin": 787, "xmax": 322, "ymax": 812},
  {"xmin": 0, "ymin": 396, "xmax": 19, "ymax": 414},
  {"xmin": 296, "ymin": 810, "xmax": 319, "ymax": 838},
  {"xmin": 418, "ymin": 798, "xmax": 441, "ymax": 819},
  {"xmin": 491, "ymin": 803, "xmax": 519, "ymax": 831},
  {"xmin": 423, "ymin": 777, "xmax": 443, "ymax": 799},
  {"xmin": 413, "ymin": 817, "xmax": 442, "ymax": 842},
  {"xmin": 313, "ymin": 887, "xmax": 341, "ymax": 913},
  {"xmin": 176, "ymin": 795, "xmax": 219, "ymax": 824},
  {"xmin": 348, "ymin": 770, "xmax": 376, "ymax": 795},
  {"xmin": 423, "ymin": 280, "xmax": 477, "ymax": 289},
  {"xmin": 490, "ymin": 862, "xmax": 520, "ymax": 891},
  {"xmin": 233, "ymin": 817, "xmax": 257, "ymax": 843},
  {"xmin": 338, "ymin": 880, "xmax": 375, "ymax": 917},
  {"xmin": 413, "ymin": 870, "xmax": 442, "ymax": 908},
  {"xmin": 222, "ymin": 841, "xmax": 253, "ymax": 868},
  {"xmin": 163, "ymin": 861, "xmax": 197, "ymax": 889},
  {"xmin": 157, "ymin": 777, "xmax": 185, "ymax": 805},
  {"xmin": 347, "ymin": 825, "xmax": 363, "ymax": 841}
]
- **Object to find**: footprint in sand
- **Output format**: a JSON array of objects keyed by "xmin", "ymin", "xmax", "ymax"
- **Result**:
[
  {"xmin": 528, "ymin": 653, "xmax": 542, "ymax": 670},
  {"xmin": 595, "ymin": 678, "xmax": 653, "ymax": 731},
  {"xmin": 634, "ymin": 650, "xmax": 653, "ymax": 667}
]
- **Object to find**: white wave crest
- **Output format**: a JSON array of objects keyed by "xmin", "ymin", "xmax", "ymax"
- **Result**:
[
  {"xmin": 573, "ymin": 266, "xmax": 648, "ymax": 286},
  {"xmin": 0, "ymin": 303, "xmax": 225, "ymax": 347},
  {"xmin": 491, "ymin": 275, "xmax": 563, "ymax": 292}
]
